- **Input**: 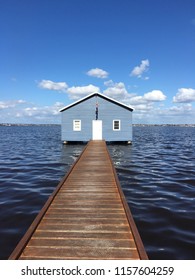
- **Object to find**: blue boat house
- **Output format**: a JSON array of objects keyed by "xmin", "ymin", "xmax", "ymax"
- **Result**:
[{"xmin": 59, "ymin": 92, "xmax": 133, "ymax": 143}]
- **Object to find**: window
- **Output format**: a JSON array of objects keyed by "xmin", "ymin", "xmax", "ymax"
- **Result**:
[
  {"xmin": 113, "ymin": 120, "xmax": 120, "ymax": 130},
  {"xmin": 73, "ymin": 120, "xmax": 81, "ymax": 131}
]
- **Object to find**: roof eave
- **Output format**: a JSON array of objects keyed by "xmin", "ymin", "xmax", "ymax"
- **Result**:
[
  {"xmin": 59, "ymin": 92, "xmax": 99, "ymax": 112},
  {"xmin": 59, "ymin": 92, "xmax": 133, "ymax": 112}
]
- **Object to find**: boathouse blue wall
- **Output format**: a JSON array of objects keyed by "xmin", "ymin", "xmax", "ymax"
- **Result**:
[{"xmin": 60, "ymin": 94, "xmax": 133, "ymax": 142}]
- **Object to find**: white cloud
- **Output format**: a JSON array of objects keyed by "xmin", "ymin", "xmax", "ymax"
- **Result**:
[
  {"xmin": 103, "ymin": 82, "xmax": 128, "ymax": 99},
  {"xmin": 133, "ymin": 103, "xmax": 195, "ymax": 124},
  {"xmin": 173, "ymin": 88, "xmax": 195, "ymax": 103},
  {"xmin": 87, "ymin": 68, "xmax": 109, "ymax": 78},
  {"xmin": 102, "ymin": 80, "xmax": 166, "ymax": 116},
  {"xmin": 0, "ymin": 99, "xmax": 64, "ymax": 123},
  {"xmin": 129, "ymin": 95, "xmax": 146, "ymax": 105},
  {"xmin": 132, "ymin": 103, "xmax": 153, "ymax": 111},
  {"xmin": 126, "ymin": 90, "xmax": 166, "ymax": 106},
  {"xmin": 170, "ymin": 103, "xmax": 192, "ymax": 113},
  {"xmin": 38, "ymin": 80, "xmax": 68, "ymax": 92},
  {"xmin": 18, "ymin": 74, "xmax": 194, "ymax": 124},
  {"xmin": 24, "ymin": 107, "xmax": 39, "ymax": 117},
  {"xmin": 67, "ymin": 84, "xmax": 100, "ymax": 99},
  {"xmin": 0, "ymin": 100, "xmax": 26, "ymax": 109},
  {"xmin": 38, "ymin": 79, "xmax": 100, "ymax": 100},
  {"xmin": 130, "ymin": 59, "xmax": 150, "ymax": 78},
  {"xmin": 104, "ymin": 80, "xmax": 114, "ymax": 87},
  {"xmin": 23, "ymin": 102, "xmax": 63, "ymax": 118},
  {"xmin": 144, "ymin": 90, "xmax": 166, "ymax": 101}
]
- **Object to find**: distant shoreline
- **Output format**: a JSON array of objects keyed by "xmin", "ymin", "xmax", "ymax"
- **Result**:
[
  {"xmin": 0, "ymin": 123, "xmax": 60, "ymax": 127},
  {"xmin": 1, "ymin": 123, "xmax": 195, "ymax": 127},
  {"xmin": 132, "ymin": 124, "xmax": 195, "ymax": 127}
]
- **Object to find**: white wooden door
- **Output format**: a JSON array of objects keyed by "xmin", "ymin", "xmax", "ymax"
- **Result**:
[{"xmin": 92, "ymin": 120, "xmax": 102, "ymax": 140}]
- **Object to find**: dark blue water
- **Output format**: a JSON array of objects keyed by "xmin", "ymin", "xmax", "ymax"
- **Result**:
[{"xmin": 0, "ymin": 125, "xmax": 195, "ymax": 259}]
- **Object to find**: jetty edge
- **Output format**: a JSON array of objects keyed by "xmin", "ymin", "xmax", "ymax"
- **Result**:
[{"xmin": 9, "ymin": 140, "xmax": 148, "ymax": 260}]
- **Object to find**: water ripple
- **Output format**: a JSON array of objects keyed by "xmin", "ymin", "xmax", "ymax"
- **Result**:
[
  {"xmin": 0, "ymin": 126, "xmax": 79, "ymax": 259},
  {"xmin": 0, "ymin": 125, "xmax": 195, "ymax": 259},
  {"xmin": 109, "ymin": 126, "xmax": 195, "ymax": 259}
]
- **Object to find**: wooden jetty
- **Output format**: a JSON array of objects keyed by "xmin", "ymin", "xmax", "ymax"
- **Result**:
[{"xmin": 9, "ymin": 140, "xmax": 148, "ymax": 260}]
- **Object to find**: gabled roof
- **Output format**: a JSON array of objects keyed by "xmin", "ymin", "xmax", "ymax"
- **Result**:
[{"xmin": 59, "ymin": 92, "xmax": 133, "ymax": 112}]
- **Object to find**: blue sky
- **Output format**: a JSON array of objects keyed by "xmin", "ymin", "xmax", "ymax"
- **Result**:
[{"xmin": 1, "ymin": 0, "xmax": 195, "ymax": 124}]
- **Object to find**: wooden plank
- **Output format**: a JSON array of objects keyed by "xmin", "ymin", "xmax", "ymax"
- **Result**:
[
  {"xmin": 31, "ymin": 231, "xmax": 133, "ymax": 240},
  {"xmin": 44, "ymin": 212, "xmax": 127, "ymax": 219},
  {"xmin": 9, "ymin": 140, "xmax": 148, "ymax": 260},
  {"xmin": 19, "ymin": 247, "xmax": 140, "ymax": 260},
  {"xmin": 36, "ymin": 223, "xmax": 131, "ymax": 232},
  {"xmin": 28, "ymin": 238, "xmax": 136, "ymax": 249},
  {"xmin": 41, "ymin": 217, "xmax": 128, "ymax": 225}
]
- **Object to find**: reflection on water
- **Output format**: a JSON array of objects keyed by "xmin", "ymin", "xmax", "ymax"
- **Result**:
[{"xmin": 0, "ymin": 125, "xmax": 195, "ymax": 259}]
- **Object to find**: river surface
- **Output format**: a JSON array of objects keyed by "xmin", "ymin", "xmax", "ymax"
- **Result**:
[{"xmin": 0, "ymin": 125, "xmax": 195, "ymax": 259}]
